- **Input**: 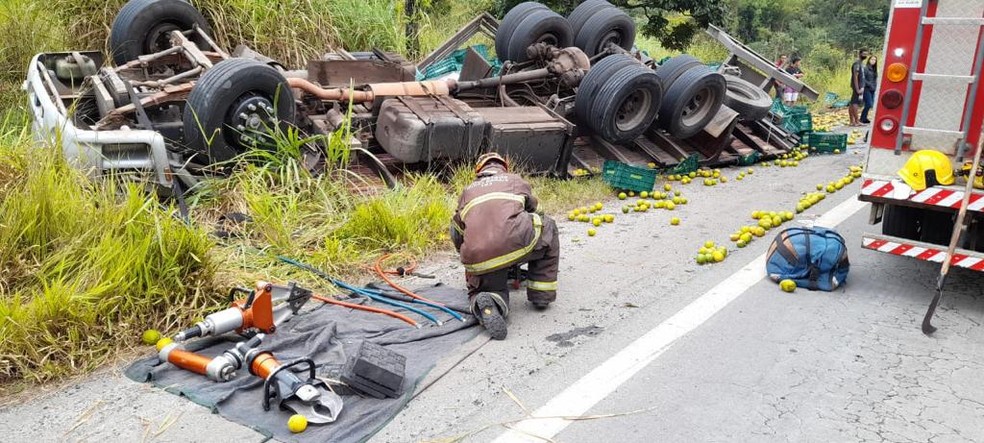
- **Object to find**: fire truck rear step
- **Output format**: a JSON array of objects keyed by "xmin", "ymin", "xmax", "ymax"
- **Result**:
[{"xmin": 862, "ymin": 233, "xmax": 984, "ymax": 271}]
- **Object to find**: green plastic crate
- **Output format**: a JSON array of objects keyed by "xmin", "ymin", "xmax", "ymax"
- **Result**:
[
  {"xmin": 806, "ymin": 132, "xmax": 848, "ymax": 153},
  {"xmin": 770, "ymin": 98, "xmax": 808, "ymax": 118},
  {"xmin": 782, "ymin": 112, "xmax": 813, "ymax": 135},
  {"xmin": 602, "ymin": 160, "xmax": 657, "ymax": 193},
  {"xmin": 666, "ymin": 154, "xmax": 699, "ymax": 175}
]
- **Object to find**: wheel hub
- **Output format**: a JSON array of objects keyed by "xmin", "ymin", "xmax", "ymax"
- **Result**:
[
  {"xmin": 598, "ymin": 30, "xmax": 622, "ymax": 53},
  {"xmin": 615, "ymin": 89, "xmax": 653, "ymax": 132},
  {"xmin": 145, "ymin": 22, "xmax": 182, "ymax": 54},
  {"xmin": 229, "ymin": 95, "xmax": 278, "ymax": 147}
]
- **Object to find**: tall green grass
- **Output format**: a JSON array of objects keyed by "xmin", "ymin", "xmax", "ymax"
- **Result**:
[{"xmin": 0, "ymin": 120, "xmax": 217, "ymax": 385}]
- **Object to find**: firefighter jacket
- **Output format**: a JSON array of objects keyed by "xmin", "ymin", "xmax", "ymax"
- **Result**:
[{"xmin": 452, "ymin": 169, "xmax": 541, "ymax": 274}]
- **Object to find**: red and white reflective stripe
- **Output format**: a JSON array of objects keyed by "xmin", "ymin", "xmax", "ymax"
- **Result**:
[
  {"xmin": 861, "ymin": 179, "xmax": 895, "ymax": 197},
  {"xmin": 862, "ymin": 236, "xmax": 984, "ymax": 271},
  {"xmin": 860, "ymin": 179, "xmax": 984, "ymax": 211}
]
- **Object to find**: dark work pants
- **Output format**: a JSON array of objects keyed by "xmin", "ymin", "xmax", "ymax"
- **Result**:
[
  {"xmin": 466, "ymin": 215, "xmax": 560, "ymax": 309},
  {"xmin": 861, "ymin": 89, "xmax": 875, "ymax": 123}
]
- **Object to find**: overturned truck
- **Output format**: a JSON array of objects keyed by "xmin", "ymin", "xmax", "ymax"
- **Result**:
[{"xmin": 25, "ymin": 0, "xmax": 816, "ymax": 191}]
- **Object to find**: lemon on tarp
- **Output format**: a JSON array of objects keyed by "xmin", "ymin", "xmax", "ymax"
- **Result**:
[
  {"xmin": 780, "ymin": 279, "xmax": 797, "ymax": 293},
  {"xmin": 288, "ymin": 414, "xmax": 308, "ymax": 433}
]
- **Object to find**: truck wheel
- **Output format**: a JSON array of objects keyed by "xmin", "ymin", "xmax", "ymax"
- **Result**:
[
  {"xmin": 919, "ymin": 209, "xmax": 955, "ymax": 245},
  {"xmin": 182, "ymin": 58, "xmax": 295, "ymax": 165},
  {"xmin": 575, "ymin": 53, "xmax": 639, "ymax": 115},
  {"xmin": 581, "ymin": 64, "xmax": 662, "ymax": 144},
  {"xmin": 882, "ymin": 204, "xmax": 920, "ymax": 240},
  {"xmin": 505, "ymin": 9, "xmax": 574, "ymax": 63},
  {"xmin": 722, "ymin": 75, "xmax": 773, "ymax": 121},
  {"xmin": 495, "ymin": 2, "xmax": 550, "ymax": 62},
  {"xmin": 574, "ymin": 6, "xmax": 635, "ymax": 58},
  {"xmin": 567, "ymin": 0, "xmax": 614, "ymax": 40},
  {"xmin": 110, "ymin": 0, "xmax": 213, "ymax": 65},
  {"xmin": 654, "ymin": 54, "xmax": 702, "ymax": 90},
  {"xmin": 657, "ymin": 65, "xmax": 726, "ymax": 139}
]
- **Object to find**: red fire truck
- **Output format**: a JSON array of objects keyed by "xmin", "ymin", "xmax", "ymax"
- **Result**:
[{"xmin": 859, "ymin": 0, "xmax": 984, "ymax": 270}]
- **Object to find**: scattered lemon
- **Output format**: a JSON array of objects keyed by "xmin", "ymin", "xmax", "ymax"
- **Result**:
[
  {"xmin": 783, "ymin": 211, "xmax": 794, "ymax": 221},
  {"xmin": 670, "ymin": 217, "xmax": 680, "ymax": 226},
  {"xmin": 753, "ymin": 227, "xmax": 766, "ymax": 237},
  {"xmin": 704, "ymin": 241, "xmax": 715, "ymax": 249},
  {"xmin": 288, "ymin": 414, "xmax": 308, "ymax": 433},
  {"xmin": 155, "ymin": 337, "xmax": 174, "ymax": 352},
  {"xmin": 588, "ymin": 228, "xmax": 597, "ymax": 236},
  {"xmin": 712, "ymin": 250, "xmax": 725, "ymax": 263},
  {"xmin": 568, "ymin": 212, "xmax": 576, "ymax": 221},
  {"xmin": 752, "ymin": 211, "xmax": 762, "ymax": 219},
  {"xmin": 740, "ymin": 233, "xmax": 753, "ymax": 243},
  {"xmin": 772, "ymin": 216, "xmax": 783, "ymax": 227},
  {"xmin": 747, "ymin": 168, "xmax": 754, "ymax": 174},
  {"xmin": 826, "ymin": 185, "xmax": 836, "ymax": 193},
  {"xmin": 604, "ymin": 214, "xmax": 615, "ymax": 223},
  {"xmin": 665, "ymin": 201, "xmax": 676, "ymax": 210},
  {"xmin": 648, "ymin": 162, "xmax": 657, "ymax": 169},
  {"xmin": 592, "ymin": 218, "xmax": 602, "ymax": 227},
  {"xmin": 759, "ymin": 218, "xmax": 773, "ymax": 229},
  {"xmin": 737, "ymin": 240, "xmax": 748, "ymax": 248},
  {"xmin": 629, "ymin": 191, "xmax": 636, "ymax": 197},
  {"xmin": 780, "ymin": 279, "xmax": 797, "ymax": 293},
  {"xmin": 696, "ymin": 254, "xmax": 707, "ymax": 265},
  {"xmin": 142, "ymin": 329, "xmax": 162, "ymax": 345},
  {"xmin": 618, "ymin": 192, "xmax": 627, "ymax": 200},
  {"xmin": 622, "ymin": 205, "xmax": 631, "ymax": 214},
  {"xmin": 664, "ymin": 183, "xmax": 672, "ymax": 192}
]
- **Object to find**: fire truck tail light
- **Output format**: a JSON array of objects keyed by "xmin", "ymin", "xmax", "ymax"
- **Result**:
[
  {"xmin": 887, "ymin": 63, "xmax": 908, "ymax": 82},
  {"xmin": 881, "ymin": 90, "xmax": 904, "ymax": 109},
  {"xmin": 879, "ymin": 117, "xmax": 898, "ymax": 134}
]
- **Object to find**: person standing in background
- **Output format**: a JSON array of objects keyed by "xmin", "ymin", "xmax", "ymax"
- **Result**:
[
  {"xmin": 861, "ymin": 55, "xmax": 879, "ymax": 124},
  {"xmin": 850, "ymin": 49, "xmax": 870, "ymax": 127},
  {"xmin": 783, "ymin": 57, "xmax": 804, "ymax": 106},
  {"xmin": 773, "ymin": 54, "xmax": 788, "ymax": 100}
]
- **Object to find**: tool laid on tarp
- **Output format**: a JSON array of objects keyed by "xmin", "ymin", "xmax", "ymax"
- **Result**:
[
  {"xmin": 373, "ymin": 254, "xmax": 459, "ymax": 319},
  {"xmin": 278, "ymin": 256, "xmax": 464, "ymax": 325},
  {"xmin": 248, "ymin": 351, "xmax": 344, "ymax": 424},
  {"xmin": 340, "ymin": 340, "xmax": 406, "ymax": 399},
  {"xmin": 158, "ymin": 333, "xmax": 265, "ymax": 382},
  {"xmin": 174, "ymin": 281, "xmax": 312, "ymax": 342}
]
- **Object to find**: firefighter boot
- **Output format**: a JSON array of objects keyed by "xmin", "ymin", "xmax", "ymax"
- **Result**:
[{"xmin": 471, "ymin": 292, "xmax": 509, "ymax": 340}]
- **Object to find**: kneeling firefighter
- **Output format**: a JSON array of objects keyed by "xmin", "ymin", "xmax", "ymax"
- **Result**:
[{"xmin": 450, "ymin": 153, "xmax": 560, "ymax": 340}]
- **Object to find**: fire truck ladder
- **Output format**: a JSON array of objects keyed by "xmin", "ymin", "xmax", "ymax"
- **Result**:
[{"xmin": 896, "ymin": 0, "xmax": 984, "ymax": 157}]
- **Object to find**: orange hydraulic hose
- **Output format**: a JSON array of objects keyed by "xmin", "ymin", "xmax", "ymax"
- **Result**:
[
  {"xmin": 374, "ymin": 254, "xmax": 444, "ymax": 306},
  {"xmin": 312, "ymin": 294, "xmax": 418, "ymax": 328}
]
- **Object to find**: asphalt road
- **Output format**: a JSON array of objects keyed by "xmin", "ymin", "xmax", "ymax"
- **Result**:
[{"xmin": 3, "ymin": 145, "xmax": 983, "ymax": 442}]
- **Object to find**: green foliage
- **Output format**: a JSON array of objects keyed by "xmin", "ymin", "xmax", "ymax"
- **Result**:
[{"xmin": 0, "ymin": 121, "xmax": 216, "ymax": 384}]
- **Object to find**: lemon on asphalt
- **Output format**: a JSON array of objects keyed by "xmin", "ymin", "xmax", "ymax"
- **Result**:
[
  {"xmin": 665, "ymin": 201, "xmax": 676, "ymax": 210},
  {"xmin": 588, "ymin": 228, "xmax": 597, "ymax": 236},
  {"xmin": 604, "ymin": 214, "xmax": 615, "ymax": 223},
  {"xmin": 740, "ymin": 232, "xmax": 753, "ymax": 243},
  {"xmin": 618, "ymin": 192, "xmax": 627, "ymax": 200},
  {"xmin": 780, "ymin": 279, "xmax": 797, "ymax": 293},
  {"xmin": 712, "ymin": 250, "xmax": 725, "ymax": 263},
  {"xmin": 670, "ymin": 217, "xmax": 681, "ymax": 226}
]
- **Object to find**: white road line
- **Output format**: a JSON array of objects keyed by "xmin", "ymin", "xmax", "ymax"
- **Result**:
[{"xmin": 493, "ymin": 196, "xmax": 868, "ymax": 443}]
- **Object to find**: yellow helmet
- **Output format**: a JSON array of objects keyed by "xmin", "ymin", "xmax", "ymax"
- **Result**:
[
  {"xmin": 475, "ymin": 152, "xmax": 508, "ymax": 173},
  {"xmin": 897, "ymin": 150, "xmax": 955, "ymax": 191},
  {"xmin": 959, "ymin": 162, "xmax": 984, "ymax": 189}
]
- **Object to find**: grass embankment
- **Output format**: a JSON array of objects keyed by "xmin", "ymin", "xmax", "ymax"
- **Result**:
[{"xmin": 0, "ymin": 0, "xmax": 609, "ymax": 389}]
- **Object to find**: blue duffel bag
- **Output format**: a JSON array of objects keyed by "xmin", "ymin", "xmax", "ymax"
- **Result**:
[{"xmin": 766, "ymin": 227, "xmax": 850, "ymax": 291}]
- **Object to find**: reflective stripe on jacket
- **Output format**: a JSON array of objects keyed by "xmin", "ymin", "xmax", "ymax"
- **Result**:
[{"xmin": 453, "ymin": 170, "xmax": 539, "ymax": 274}]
